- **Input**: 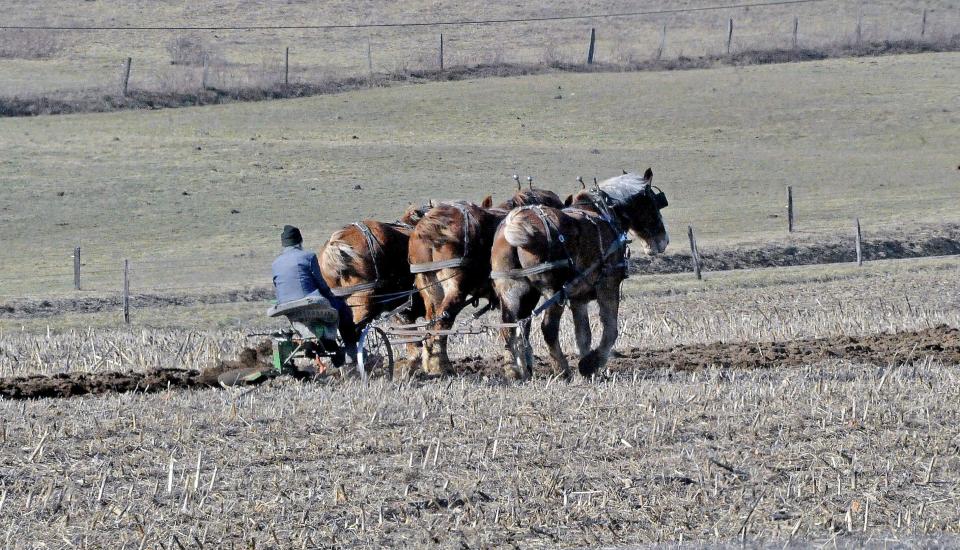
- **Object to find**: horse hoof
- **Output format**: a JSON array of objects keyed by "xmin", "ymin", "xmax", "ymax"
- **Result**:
[
  {"xmin": 423, "ymin": 355, "xmax": 447, "ymax": 376},
  {"xmin": 503, "ymin": 365, "xmax": 526, "ymax": 381},
  {"xmin": 578, "ymin": 351, "xmax": 603, "ymax": 377}
]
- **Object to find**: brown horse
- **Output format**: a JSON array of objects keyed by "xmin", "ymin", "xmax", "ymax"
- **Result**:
[
  {"xmin": 407, "ymin": 188, "xmax": 564, "ymax": 377},
  {"xmin": 491, "ymin": 169, "xmax": 669, "ymax": 380},
  {"xmin": 319, "ymin": 203, "xmax": 430, "ymax": 372}
]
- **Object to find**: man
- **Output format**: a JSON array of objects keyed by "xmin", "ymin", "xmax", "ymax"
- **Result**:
[{"xmin": 272, "ymin": 225, "xmax": 358, "ymax": 363}]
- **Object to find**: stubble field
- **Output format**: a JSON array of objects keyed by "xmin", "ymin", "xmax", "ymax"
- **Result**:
[{"xmin": 0, "ymin": 12, "xmax": 959, "ymax": 546}]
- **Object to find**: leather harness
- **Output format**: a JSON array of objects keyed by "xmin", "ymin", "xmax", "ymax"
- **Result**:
[{"xmin": 409, "ymin": 202, "xmax": 474, "ymax": 274}]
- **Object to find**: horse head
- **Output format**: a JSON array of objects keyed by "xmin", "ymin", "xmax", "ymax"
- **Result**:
[
  {"xmin": 568, "ymin": 168, "xmax": 669, "ymax": 255},
  {"xmin": 398, "ymin": 202, "xmax": 432, "ymax": 226}
]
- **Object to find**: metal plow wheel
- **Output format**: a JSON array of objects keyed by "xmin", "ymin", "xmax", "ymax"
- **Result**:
[{"xmin": 357, "ymin": 326, "xmax": 394, "ymax": 380}]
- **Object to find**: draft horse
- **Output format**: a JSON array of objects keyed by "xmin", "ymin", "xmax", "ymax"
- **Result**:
[
  {"xmin": 407, "ymin": 188, "xmax": 564, "ymax": 377},
  {"xmin": 319, "ymin": 203, "xmax": 431, "ymax": 372},
  {"xmin": 490, "ymin": 169, "xmax": 669, "ymax": 380}
]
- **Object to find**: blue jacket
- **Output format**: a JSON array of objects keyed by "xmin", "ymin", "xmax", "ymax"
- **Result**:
[{"xmin": 271, "ymin": 245, "xmax": 350, "ymax": 319}]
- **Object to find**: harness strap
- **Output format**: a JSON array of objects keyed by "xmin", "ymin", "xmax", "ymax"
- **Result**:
[
  {"xmin": 352, "ymin": 222, "xmax": 383, "ymax": 283},
  {"xmin": 532, "ymin": 233, "xmax": 628, "ymax": 317},
  {"xmin": 490, "ymin": 259, "xmax": 572, "ymax": 280},
  {"xmin": 330, "ymin": 281, "xmax": 380, "ymax": 297},
  {"xmin": 410, "ymin": 257, "xmax": 469, "ymax": 273},
  {"xmin": 408, "ymin": 202, "xmax": 474, "ymax": 274}
]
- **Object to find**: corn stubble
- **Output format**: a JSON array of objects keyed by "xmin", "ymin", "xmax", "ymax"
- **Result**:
[{"xmin": 0, "ymin": 279, "xmax": 959, "ymax": 546}]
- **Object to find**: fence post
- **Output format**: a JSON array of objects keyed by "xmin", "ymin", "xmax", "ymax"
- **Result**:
[
  {"xmin": 687, "ymin": 226, "xmax": 702, "ymax": 280},
  {"xmin": 856, "ymin": 8, "xmax": 862, "ymax": 46},
  {"xmin": 920, "ymin": 9, "xmax": 927, "ymax": 38},
  {"xmin": 201, "ymin": 53, "xmax": 209, "ymax": 89},
  {"xmin": 284, "ymin": 46, "xmax": 290, "ymax": 85},
  {"xmin": 367, "ymin": 41, "xmax": 373, "ymax": 75},
  {"xmin": 123, "ymin": 259, "xmax": 130, "ymax": 324},
  {"xmin": 855, "ymin": 218, "xmax": 863, "ymax": 266},
  {"xmin": 787, "ymin": 186, "xmax": 795, "ymax": 233},
  {"xmin": 439, "ymin": 33, "xmax": 444, "ymax": 72},
  {"xmin": 726, "ymin": 18, "xmax": 733, "ymax": 55},
  {"xmin": 656, "ymin": 24, "xmax": 666, "ymax": 60},
  {"xmin": 587, "ymin": 28, "xmax": 596, "ymax": 64},
  {"xmin": 792, "ymin": 17, "xmax": 799, "ymax": 49},
  {"xmin": 73, "ymin": 247, "xmax": 81, "ymax": 290},
  {"xmin": 121, "ymin": 57, "xmax": 132, "ymax": 96}
]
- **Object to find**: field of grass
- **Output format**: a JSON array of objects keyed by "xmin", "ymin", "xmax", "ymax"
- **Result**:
[
  {"xmin": 0, "ymin": 51, "xmax": 957, "ymax": 298},
  {"xmin": 1, "ymin": 0, "xmax": 956, "ymax": 99}
]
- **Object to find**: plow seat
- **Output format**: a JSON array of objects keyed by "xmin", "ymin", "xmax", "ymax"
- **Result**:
[{"xmin": 267, "ymin": 295, "xmax": 340, "ymax": 342}]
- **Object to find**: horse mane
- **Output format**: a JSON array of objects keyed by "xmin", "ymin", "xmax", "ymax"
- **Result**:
[
  {"xmin": 597, "ymin": 172, "xmax": 649, "ymax": 205},
  {"xmin": 320, "ymin": 228, "xmax": 365, "ymax": 280},
  {"xmin": 498, "ymin": 188, "xmax": 564, "ymax": 210}
]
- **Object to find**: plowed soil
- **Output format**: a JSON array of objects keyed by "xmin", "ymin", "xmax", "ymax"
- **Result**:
[{"xmin": 2, "ymin": 326, "xmax": 957, "ymax": 400}]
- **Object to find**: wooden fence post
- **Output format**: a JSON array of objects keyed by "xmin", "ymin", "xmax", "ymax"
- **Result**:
[
  {"xmin": 439, "ymin": 33, "xmax": 444, "ymax": 71},
  {"xmin": 920, "ymin": 9, "xmax": 927, "ymax": 38},
  {"xmin": 284, "ymin": 47, "xmax": 290, "ymax": 85},
  {"xmin": 726, "ymin": 18, "xmax": 733, "ymax": 55},
  {"xmin": 656, "ymin": 24, "xmax": 666, "ymax": 60},
  {"xmin": 201, "ymin": 53, "xmax": 209, "ymax": 89},
  {"xmin": 792, "ymin": 17, "xmax": 799, "ymax": 49},
  {"xmin": 123, "ymin": 259, "xmax": 130, "ymax": 324},
  {"xmin": 856, "ymin": 9, "xmax": 862, "ymax": 46},
  {"xmin": 73, "ymin": 247, "xmax": 81, "ymax": 290},
  {"xmin": 855, "ymin": 218, "xmax": 863, "ymax": 266},
  {"xmin": 367, "ymin": 41, "xmax": 373, "ymax": 75},
  {"xmin": 687, "ymin": 226, "xmax": 702, "ymax": 280},
  {"xmin": 587, "ymin": 28, "xmax": 596, "ymax": 64},
  {"xmin": 121, "ymin": 57, "xmax": 132, "ymax": 97},
  {"xmin": 787, "ymin": 186, "xmax": 795, "ymax": 233}
]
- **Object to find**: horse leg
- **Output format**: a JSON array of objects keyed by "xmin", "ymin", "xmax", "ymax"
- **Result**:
[
  {"xmin": 393, "ymin": 305, "xmax": 422, "ymax": 380},
  {"xmin": 578, "ymin": 286, "xmax": 620, "ymax": 378},
  {"xmin": 411, "ymin": 272, "xmax": 442, "ymax": 379},
  {"xmin": 423, "ymin": 270, "xmax": 466, "ymax": 376},
  {"xmin": 569, "ymin": 299, "xmax": 592, "ymax": 359},
  {"xmin": 497, "ymin": 281, "xmax": 538, "ymax": 380},
  {"xmin": 540, "ymin": 301, "xmax": 571, "ymax": 380}
]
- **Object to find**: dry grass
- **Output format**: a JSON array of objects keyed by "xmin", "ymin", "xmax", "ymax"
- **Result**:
[
  {"xmin": 1, "ymin": 240, "xmax": 958, "ymax": 547},
  {"xmin": 0, "ymin": 52, "xmax": 957, "ymax": 298},
  {"xmin": 3, "ymin": 255, "xmax": 958, "ymax": 376},
  {"xmin": 0, "ymin": 0, "xmax": 958, "ymax": 98},
  {"xmin": 1, "ymin": 360, "xmax": 959, "ymax": 547}
]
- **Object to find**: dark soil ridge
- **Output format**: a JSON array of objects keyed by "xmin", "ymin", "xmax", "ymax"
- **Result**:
[
  {"xmin": 630, "ymin": 223, "xmax": 960, "ymax": 275},
  {"xmin": 2, "ymin": 37, "xmax": 957, "ymax": 117},
  {"xmin": 3, "ymin": 225, "xmax": 957, "ymax": 320},
  {"xmin": 1, "ymin": 325, "xmax": 957, "ymax": 400}
]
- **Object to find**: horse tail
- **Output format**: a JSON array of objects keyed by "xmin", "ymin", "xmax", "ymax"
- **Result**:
[
  {"xmin": 502, "ymin": 208, "xmax": 539, "ymax": 248},
  {"xmin": 320, "ymin": 228, "xmax": 364, "ymax": 280}
]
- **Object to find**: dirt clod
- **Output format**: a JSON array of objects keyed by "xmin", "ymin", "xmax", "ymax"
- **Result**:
[{"xmin": 1, "ymin": 327, "xmax": 957, "ymax": 400}]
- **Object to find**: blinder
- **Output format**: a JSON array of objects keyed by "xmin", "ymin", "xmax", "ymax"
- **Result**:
[{"xmin": 650, "ymin": 185, "xmax": 668, "ymax": 209}]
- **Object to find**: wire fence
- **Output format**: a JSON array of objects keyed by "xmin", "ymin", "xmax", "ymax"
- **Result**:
[
  {"xmin": 0, "ymin": 0, "xmax": 956, "ymax": 99},
  {"xmin": 0, "ymin": 187, "xmax": 957, "ymax": 306}
]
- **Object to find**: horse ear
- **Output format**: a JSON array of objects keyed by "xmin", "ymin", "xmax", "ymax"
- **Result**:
[
  {"xmin": 481, "ymin": 195, "xmax": 493, "ymax": 208},
  {"xmin": 643, "ymin": 168, "xmax": 653, "ymax": 183},
  {"xmin": 429, "ymin": 199, "xmax": 437, "ymax": 208},
  {"xmin": 564, "ymin": 194, "xmax": 574, "ymax": 207}
]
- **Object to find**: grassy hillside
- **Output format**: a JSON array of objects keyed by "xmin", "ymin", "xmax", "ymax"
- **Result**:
[
  {"xmin": 1, "ymin": 0, "xmax": 956, "ymax": 98},
  {"xmin": 0, "ymin": 51, "xmax": 958, "ymax": 296}
]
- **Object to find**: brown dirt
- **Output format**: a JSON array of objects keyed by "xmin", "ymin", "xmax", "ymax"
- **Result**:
[{"xmin": 1, "ymin": 326, "xmax": 957, "ymax": 400}]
